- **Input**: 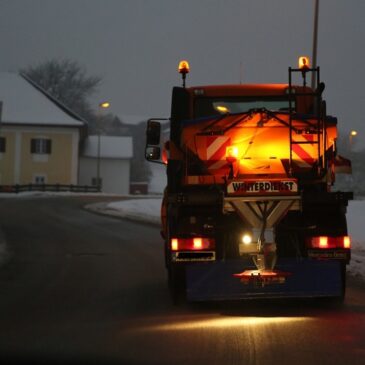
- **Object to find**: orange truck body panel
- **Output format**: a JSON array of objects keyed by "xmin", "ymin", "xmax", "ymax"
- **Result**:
[{"xmin": 168, "ymin": 84, "xmax": 338, "ymax": 185}]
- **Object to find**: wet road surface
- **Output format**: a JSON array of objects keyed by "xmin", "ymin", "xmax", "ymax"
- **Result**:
[{"xmin": 0, "ymin": 196, "xmax": 364, "ymax": 364}]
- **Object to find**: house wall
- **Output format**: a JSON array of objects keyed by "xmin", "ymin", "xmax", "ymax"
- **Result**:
[
  {"xmin": 79, "ymin": 157, "xmax": 130, "ymax": 195},
  {"xmin": 0, "ymin": 131, "xmax": 16, "ymax": 184},
  {"xmin": 0, "ymin": 126, "xmax": 80, "ymax": 185}
]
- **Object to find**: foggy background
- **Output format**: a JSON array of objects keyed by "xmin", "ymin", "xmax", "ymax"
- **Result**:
[{"xmin": 0, "ymin": 0, "xmax": 364, "ymax": 145}]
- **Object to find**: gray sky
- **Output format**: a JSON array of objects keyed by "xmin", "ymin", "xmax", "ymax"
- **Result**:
[{"xmin": 0, "ymin": 0, "xmax": 364, "ymax": 145}]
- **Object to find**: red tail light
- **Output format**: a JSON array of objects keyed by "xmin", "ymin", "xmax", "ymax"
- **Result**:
[
  {"xmin": 170, "ymin": 237, "xmax": 215, "ymax": 251},
  {"xmin": 193, "ymin": 237, "xmax": 203, "ymax": 249},
  {"xmin": 307, "ymin": 236, "xmax": 351, "ymax": 249},
  {"xmin": 319, "ymin": 236, "xmax": 329, "ymax": 248}
]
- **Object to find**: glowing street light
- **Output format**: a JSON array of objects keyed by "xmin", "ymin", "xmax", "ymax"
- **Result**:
[{"xmin": 99, "ymin": 101, "xmax": 110, "ymax": 109}]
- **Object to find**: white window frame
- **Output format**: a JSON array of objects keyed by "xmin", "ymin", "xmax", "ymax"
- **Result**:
[
  {"xmin": 31, "ymin": 138, "xmax": 52, "ymax": 154},
  {"xmin": 31, "ymin": 137, "xmax": 52, "ymax": 162}
]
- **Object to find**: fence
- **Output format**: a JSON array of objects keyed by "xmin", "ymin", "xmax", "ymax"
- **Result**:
[{"xmin": 0, "ymin": 184, "xmax": 100, "ymax": 194}]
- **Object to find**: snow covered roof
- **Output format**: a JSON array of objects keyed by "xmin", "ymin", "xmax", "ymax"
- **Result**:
[
  {"xmin": 0, "ymin": 72, "xmax": 84, "ymax": 127},
  {"xmin": 82, "ymin": 135, "xmax": 133, "ymax": 159}
]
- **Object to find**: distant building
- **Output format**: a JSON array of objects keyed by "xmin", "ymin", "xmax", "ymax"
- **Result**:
[
  {"xmin": 79, "ymin": 135, "xmax": 133, "ymax": 194},
  {"xmin": 0, "ymin": 72, "xmax": 86, "ymax": 185}
]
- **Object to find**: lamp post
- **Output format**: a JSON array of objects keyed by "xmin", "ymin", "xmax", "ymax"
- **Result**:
[
  {"xmin": 311, "ymin": 0, "xmax": 319, "ymax": 90},
  {"xmin": 349, "ymin": 130, "xmax": 357, "ymax": 151},
  {"xmin": 96, "ymin": 101, "xmax": 110, "ymax": 191}
]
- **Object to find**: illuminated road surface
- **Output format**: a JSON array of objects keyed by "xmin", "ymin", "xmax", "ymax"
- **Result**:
[{"xmin": 0, "ymin": 197, "xmax": 364, "ymax": 365}]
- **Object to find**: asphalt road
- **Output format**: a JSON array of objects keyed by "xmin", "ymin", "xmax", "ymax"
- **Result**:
[{"xmin": 0, "ymin": 196, "xmax": 364, "ymax": 365}]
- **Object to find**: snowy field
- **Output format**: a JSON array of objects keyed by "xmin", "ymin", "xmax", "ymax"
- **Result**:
[{"xmin": 105, "ymin": 197, "xmax": 365, "ymax": 281}]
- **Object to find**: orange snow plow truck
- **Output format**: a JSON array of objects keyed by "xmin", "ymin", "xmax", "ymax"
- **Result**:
[{"xmin": 145, "ymin": 58, "xmax": 353, "ymax": 302}]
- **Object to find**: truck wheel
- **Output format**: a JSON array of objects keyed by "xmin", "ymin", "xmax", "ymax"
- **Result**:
[{"xmin": 167, "ymin": 264, "xmax": 185, "ymax": 305}]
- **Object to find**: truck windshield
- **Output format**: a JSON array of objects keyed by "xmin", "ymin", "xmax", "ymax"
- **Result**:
[{"xmin": 194, "ymin": 97, "xmax": 293, "ymax": 118}]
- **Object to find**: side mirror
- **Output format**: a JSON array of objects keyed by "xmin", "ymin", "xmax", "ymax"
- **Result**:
[
  {"xmin": 146, "ymin": 120, "xmax": 161, "ymax": 146},
  {"xmin": 145, "ymin": 118, "xmax": 168, "ymax": 164},
  {"xmin": 145, "ymin": 146, "xmax": 161, "ymax": 161}
]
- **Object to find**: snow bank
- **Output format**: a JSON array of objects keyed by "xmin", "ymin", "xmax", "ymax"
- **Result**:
[
  {"xmin": 347, "ymin": 200, "xmax": 365, "ymax": 280},
  {"xmin": 106, "ymin": 199, "xmax": 161, "ymax": 225}
]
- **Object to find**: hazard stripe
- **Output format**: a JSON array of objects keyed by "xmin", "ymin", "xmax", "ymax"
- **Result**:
[
  {"xmin": 207, "ymin": 160, "xmax": 229, "ymax": 170},
  {"xmin": 206, "ymin": 136, "xmax": 230, "ymax": 160},
  {"xmin": 209, "ymin": 141, "xmax": 231, "ymax": 163},
  {"xmin": 292, "ymin": 144, "xmax": 315, "ymax": 162},
  {"xmin": 292, "ymin": 133, "xmax": 318, "ymax": 168},
  {"xmin": 292, "ymin": 144, "xmax": 315, "ymax": 167},
  {"xmin": 205, "ymin": 136, "xmax": 231, "ymax": 171}
]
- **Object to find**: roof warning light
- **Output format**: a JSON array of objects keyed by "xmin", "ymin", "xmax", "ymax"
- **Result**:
[
  {"xmin": 178, "ymin": 60, "xmax": 190, "ymax": 88},
  {"xmin": 298, "ymin": 56, "xmax": 310, "ymax": 70},
  {"xmin": 178, "ymin": 60, "xmax": 190, "ymax": 74}
]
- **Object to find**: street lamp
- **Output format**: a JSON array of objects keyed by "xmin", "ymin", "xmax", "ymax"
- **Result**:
[
  {"xmin": 99, "ymin": 101, "xmax": 110, "ymax": 109},
  {"xmin": 96, "ymin": 101, "xmax": 110, "ymax": 191}
]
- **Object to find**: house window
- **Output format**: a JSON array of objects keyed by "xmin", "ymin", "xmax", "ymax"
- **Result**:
[
  {"xmin": 31, "ymin": 138, "xmax": 52, "ymax": 154},
  {"xmin": 33, "ymin": 175, "xmax": 47, "ymax": 184},
  {"xmin": 0, "ymin": 137, "xmax": 6, "ymax": 153}
]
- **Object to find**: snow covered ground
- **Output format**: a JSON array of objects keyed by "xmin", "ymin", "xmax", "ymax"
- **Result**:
[
  {"xmin": 104, "ymin": 197, "xmax": 365, "ymax": 281},
  {"xmin": 347, "ymin": 199, "xmax": 365, "ymax": 280}
]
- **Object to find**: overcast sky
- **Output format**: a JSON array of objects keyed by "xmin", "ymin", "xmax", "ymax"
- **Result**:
[{"xmin": 0, "ymin": 0, "xmax": 364, "ymax": 144}]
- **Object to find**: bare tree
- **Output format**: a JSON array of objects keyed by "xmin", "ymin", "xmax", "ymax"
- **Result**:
[{"xmin": 21, "ymin": 59, "xmax": 101, "ymax": 119}]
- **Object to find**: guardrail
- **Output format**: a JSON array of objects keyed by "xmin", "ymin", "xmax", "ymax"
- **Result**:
[{"xmin": 0, "ymin": 184, "xmax": 100, "ymax": 194}]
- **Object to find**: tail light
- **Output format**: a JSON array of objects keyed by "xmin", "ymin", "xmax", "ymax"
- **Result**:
[
  {"xmin": 307, "ymin": 236, "xmax": 351, "ymax": 249},
  {"xmin": 170, "ymin": 237, "xmax": 215, "ymax": 251},
  {"xmin": 171, "ymin": 238, "xmax": 179, "ymax": 251},
  {"xmin": 343, "ymin": 236, "xmax": 351, "ymax": 249}
]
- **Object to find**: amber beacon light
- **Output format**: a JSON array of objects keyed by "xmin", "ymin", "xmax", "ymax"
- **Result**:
[
  {"xmin": 298, "ymin": 56, "xmax": 310, "ymax": 70},
  {"xmin": 178, "ymin": 60, "xmax": 190, "ymax": 88}
]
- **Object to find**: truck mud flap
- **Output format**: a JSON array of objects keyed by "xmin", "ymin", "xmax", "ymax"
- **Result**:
[{"xmin": 186, "ymin": 258, "xmax": 343, "ymax": 301}]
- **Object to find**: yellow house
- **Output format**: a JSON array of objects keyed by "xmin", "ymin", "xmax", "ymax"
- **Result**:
[{"xmin": 0, "ymin": 72, "xmax": 86, "ymax": 185}]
